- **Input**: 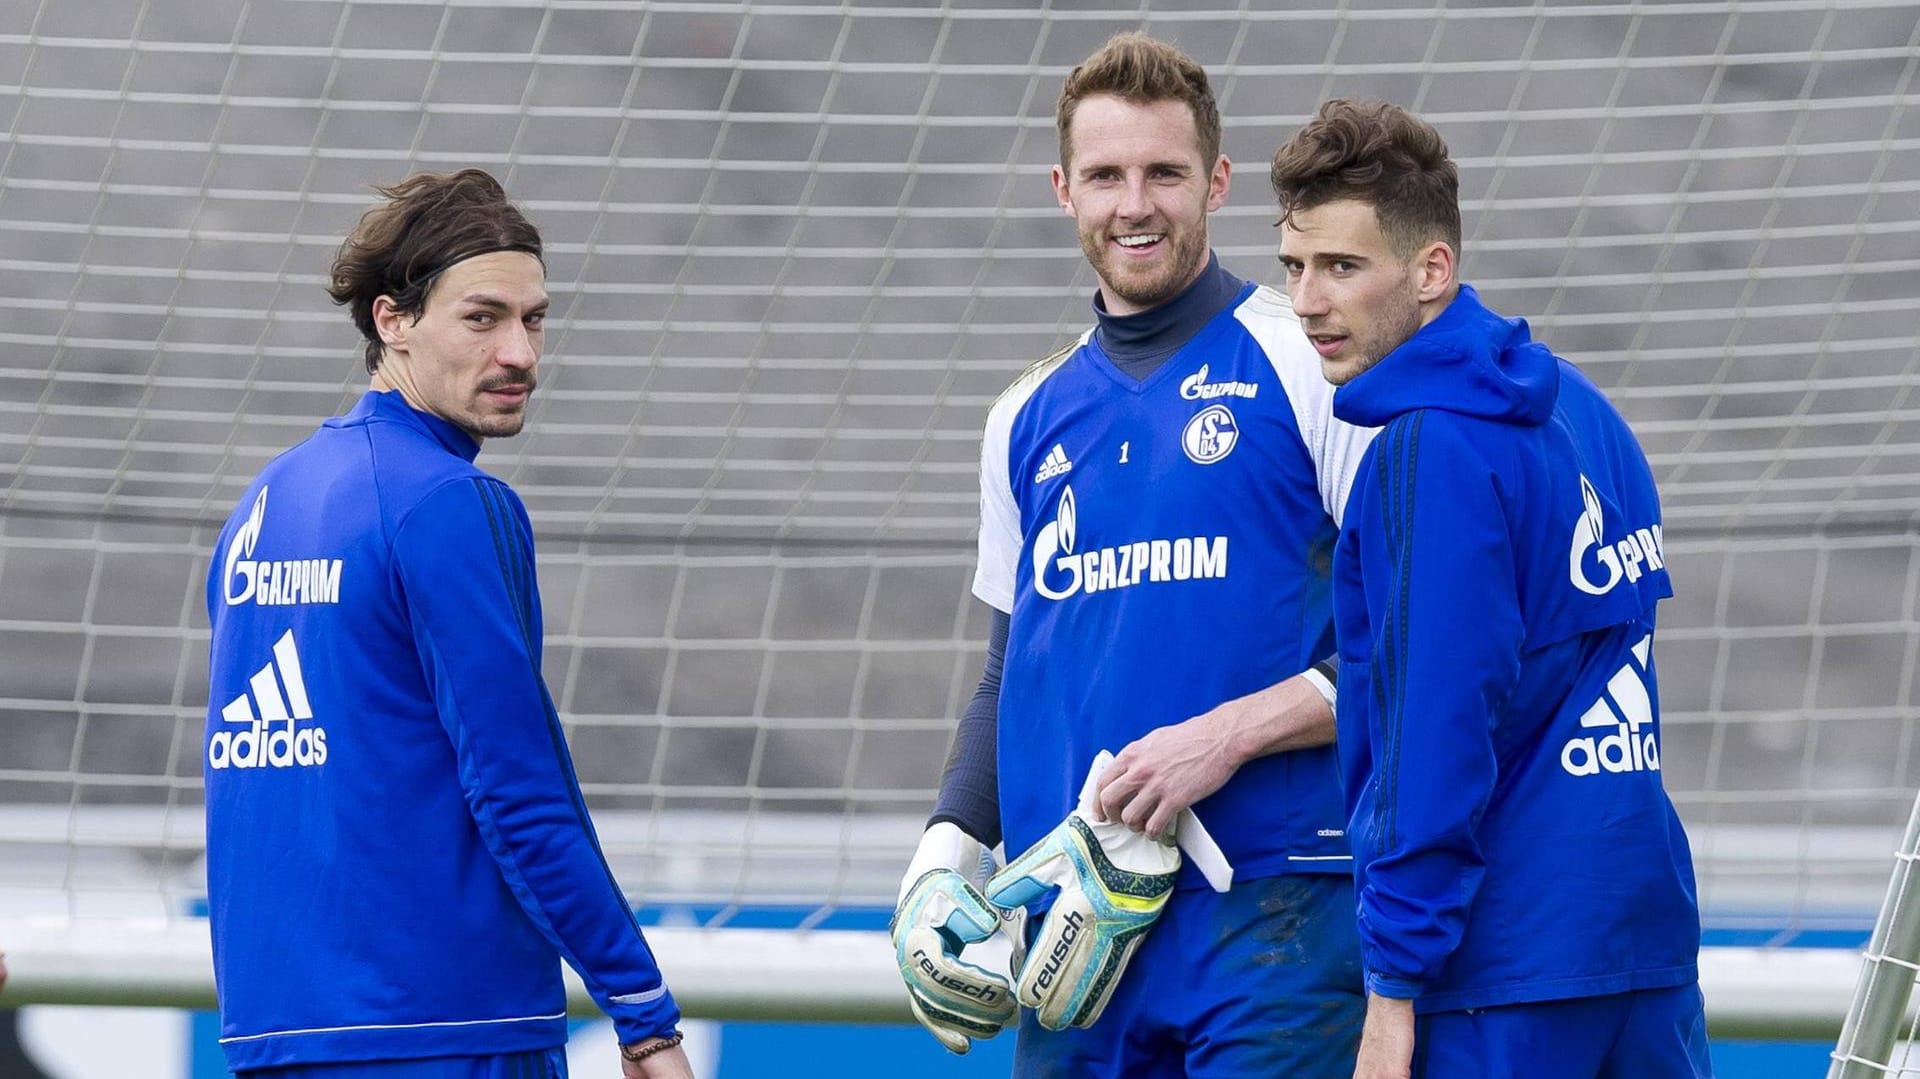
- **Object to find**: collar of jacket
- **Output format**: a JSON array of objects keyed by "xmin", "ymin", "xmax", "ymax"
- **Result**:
[
  {"xmin": 347, "ymin": 389, "xmax": 484, "ymax": 463},
  {"xmin": 1331, "ymin": 282, "xmax": 1560, "ymax": 430}
]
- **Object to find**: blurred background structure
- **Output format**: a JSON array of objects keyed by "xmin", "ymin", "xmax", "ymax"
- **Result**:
[{"xmin": 1, "ymin": 1, "xmax": 1918, "ymax": 1062}]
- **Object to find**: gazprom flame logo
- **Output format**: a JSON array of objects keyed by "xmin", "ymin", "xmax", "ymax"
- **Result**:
[
  {"xmin": 1568, "ymin": 474, "xmax": 1666, "ymax": 597},
  {"xmin": 1032, "ymin": 486, "xmax": 1079, "ymax": 601},
  {"xmin": 223, "ymin": 487, "xmax": 270, "ymax": 605}
]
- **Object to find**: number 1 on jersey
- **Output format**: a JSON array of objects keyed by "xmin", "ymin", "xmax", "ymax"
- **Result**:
[{"xmin": 1119, "ymin": 441, "xmax": 1131, "ymax": 464}]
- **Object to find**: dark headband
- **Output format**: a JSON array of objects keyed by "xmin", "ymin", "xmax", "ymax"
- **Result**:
[{"xmin": 398, "ymin": 241, "xmax": 545, "ymax": 304}]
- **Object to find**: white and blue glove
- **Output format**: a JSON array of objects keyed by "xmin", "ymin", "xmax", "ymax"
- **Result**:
[
  {"xmin": 986, "ymin": 752, "xmax": 1182, "ymax": 1031},
  {"xmin": 891, "ymin": 822, "xmax": 1022, "ymax": 1054}
]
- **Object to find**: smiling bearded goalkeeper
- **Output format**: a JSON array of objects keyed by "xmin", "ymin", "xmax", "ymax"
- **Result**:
[{"xmin": 890, "ymin": 33, "xmax": 1378, "ymax": 1079}]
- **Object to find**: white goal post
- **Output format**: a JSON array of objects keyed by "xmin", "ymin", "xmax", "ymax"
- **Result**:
[
  {"xmin": 0, "ymin": 803, "xmax": 1893, "ymax": 1036},
  {"xmin": 0, "ymin": 917, "xmax": 1869, "ymax": 1040},
  {"xmin": 0, "ymin": 918, "xmax": 907, "ymax": 1024},
  {"xmin": 1830, "ymin": 790, "xmax": 1920, "ymax": 1076}
]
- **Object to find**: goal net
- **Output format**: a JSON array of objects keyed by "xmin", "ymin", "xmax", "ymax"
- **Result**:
[{"xmin": 2, "ymin": 0, "xmax": 1916, "ymax": 1031}]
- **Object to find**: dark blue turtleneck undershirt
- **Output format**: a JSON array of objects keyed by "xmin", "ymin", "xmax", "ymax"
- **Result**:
[{"xmin": 1093, "ymin": 251, "xmax": 1248, "ymax": 382}]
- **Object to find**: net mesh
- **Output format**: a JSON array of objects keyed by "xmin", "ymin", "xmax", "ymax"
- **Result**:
[{"xmin": 3, "ymin": 0, "xmax": 1919, "ymax": 953}]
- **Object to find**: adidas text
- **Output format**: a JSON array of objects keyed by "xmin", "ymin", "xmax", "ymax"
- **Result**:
[
  {"xmin": 209, "ymin": 722, "xmax": 329, "ymax": 770},
  {"xmin": 1560, "ymin": 724, "xmax": 1660, "ymax": 776}
]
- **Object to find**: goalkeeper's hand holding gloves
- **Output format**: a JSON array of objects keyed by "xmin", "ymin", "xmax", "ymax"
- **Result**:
[
  {"xmin": 890, "ymin": 821, "xmax": 1021, "ymax": 1054},
  {"xmin": 986, "ymin": 751, "xmax": 1180, "ymax": 1031}
]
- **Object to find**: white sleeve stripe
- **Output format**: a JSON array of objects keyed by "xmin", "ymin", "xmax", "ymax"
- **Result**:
[
  {"xmin": 220, "ymin": 1011, "xmax": 569, "ymax": 1043},
  {"xmin": 1301, "ymin": 666, "xmax": 1337, "ymax": 710},
  {"xmin": 1233, "ymin": 287, "xmax": 1378, "ymax": 527},
  {"xmin": 972, "ymin": 336, "xmax": 1086, "ymax": 614}
]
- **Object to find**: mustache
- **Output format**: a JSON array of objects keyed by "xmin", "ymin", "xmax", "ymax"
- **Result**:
[{"xmin": 479, "ymin": 374, "xmax": 536, "ymax": 393}]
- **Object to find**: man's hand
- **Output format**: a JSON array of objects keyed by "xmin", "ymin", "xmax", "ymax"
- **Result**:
[
  {"xmin": 1094, "ymin": 708, "xmax": 1237, "ymax": 839},
  {"xmin": 891, "ymin": 823, "xmax": 1019, "ymax": 1053},
  {"xmin": 1095, "ymin": 673, "xmax": 1335, "ymax": 838},
  {"xmin": 620, "ymin": 1040, "xmax": 695, "ymax": 1078},
  {"xmin": 1352, "ymin": 992, "xmax": 1416, "ymax": 1079}
]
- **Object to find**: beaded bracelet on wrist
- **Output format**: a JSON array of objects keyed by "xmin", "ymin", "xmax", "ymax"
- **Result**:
[{"xmin": 619, "ymin": 1031, "xmax": 684, "ymax": 1062}]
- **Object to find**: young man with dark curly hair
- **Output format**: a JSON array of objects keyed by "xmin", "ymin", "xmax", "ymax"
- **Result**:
[{"xmin": 1273, "ymin": 100, "xmax": 1711, "ymax": 1079}]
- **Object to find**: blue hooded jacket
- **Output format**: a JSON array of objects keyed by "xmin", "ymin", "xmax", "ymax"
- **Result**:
[{"xmin": 1331, "ymin": 285, "xmax": 1700, "ymax": 1013}]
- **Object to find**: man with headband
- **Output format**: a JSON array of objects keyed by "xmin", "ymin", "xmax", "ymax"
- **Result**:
[{"xmin": 202, "ymin": 169, "xmax": 693, "ymax": 1079}]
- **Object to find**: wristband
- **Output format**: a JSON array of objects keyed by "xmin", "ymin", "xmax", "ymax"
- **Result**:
[{"xmin": 619, "ymin": 1031, "xmax": 684, "ymax": 1062}]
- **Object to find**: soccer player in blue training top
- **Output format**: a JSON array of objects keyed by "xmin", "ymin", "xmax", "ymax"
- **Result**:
[
  {"xmin": 1272, "ymin": 100, "xmax": 1711, "ymax": 1079},
  {"xmin": 203, "ymin": 170, "xmax": 693, "ymax": 1079},
  {"xmin": 890, "ymin": 32, "xmax": 1375, "ymax": 1077}
]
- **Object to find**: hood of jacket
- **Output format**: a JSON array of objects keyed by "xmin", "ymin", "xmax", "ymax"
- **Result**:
[{"xmin": 1331, "ymin": 283, "xmax": 1559, "ymax": 429}]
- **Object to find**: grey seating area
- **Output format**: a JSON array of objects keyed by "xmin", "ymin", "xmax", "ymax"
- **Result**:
[{"xmin": 1, "ymin": 1, "xmax": 1917, "ymax": 925}]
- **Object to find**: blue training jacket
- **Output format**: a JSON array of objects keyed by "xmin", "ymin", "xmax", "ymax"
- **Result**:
[
  {"xmin": 204, "ymin": 390, "xmax": 678, "ymax": 1070},
  {"xmin": 1331, "ymin": 285, "xmax": 1701, "ymax": 1014}
]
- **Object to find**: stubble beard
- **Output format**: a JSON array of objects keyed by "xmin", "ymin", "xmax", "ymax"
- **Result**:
[
  {"xmin": 1319, "ymin": 286, "xmax": 1425, "ymax": 387},
  {"xmin": 465, "ymin": 411, "xmax": 527, "ymax": 440},
  {"xmin": 1082, "ymin": 219, "xmax": 1210, "ymax": 313},
  {"xmin": 461, "ymin": 378, "xmax": 536, "ymax": 440}
]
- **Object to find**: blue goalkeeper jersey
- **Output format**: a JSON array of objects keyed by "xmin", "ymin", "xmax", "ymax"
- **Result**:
[
  {"xmin": 204, "ymin": 390, "xmax": 678, "ymax": 1071},
  {"xmin": 1331, "ymin": 285, "xmax": 1700, "ymax": 1014},
  {"xmin": 973, "ymin": 271, "xmax": 1376, "ymax": 890}
]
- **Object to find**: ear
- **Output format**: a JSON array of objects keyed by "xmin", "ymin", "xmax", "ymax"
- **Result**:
[
  {"xmin": 1051, "ymin": 164, "xmax": 1074, "ymax": 217},
  {"xmin": 371, "ymin": 295, "xmax": 410, "ymax": 357},
  {"xmin": 1414, "ymin": 240, "xmax": 1457, "ymax": 303},
  {"xmin": 1205, "ymin": 155, "xmax": 1231, "ymax": 214}
]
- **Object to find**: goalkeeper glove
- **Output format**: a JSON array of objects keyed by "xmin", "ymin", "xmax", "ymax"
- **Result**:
[
  {"xmin": 890, "ymin": 821, "xmax": 1021, "ymax": 1054},
  {"xmin": 986, "ymin": 752, "xmax": 1180, "ymax": 1031}
]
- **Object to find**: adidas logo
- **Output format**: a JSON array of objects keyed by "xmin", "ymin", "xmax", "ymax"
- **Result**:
[
  {"xmin": 209, "ymin": 629, "xmax": 329, "ymax": 770},
  {"xmin": 1561, "ymin": 635, "xmax": 1660, "ymax": 777},
  {"xmin": 1034, "ymin": 444, "xmax": 1074, "ymax": 483}
]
